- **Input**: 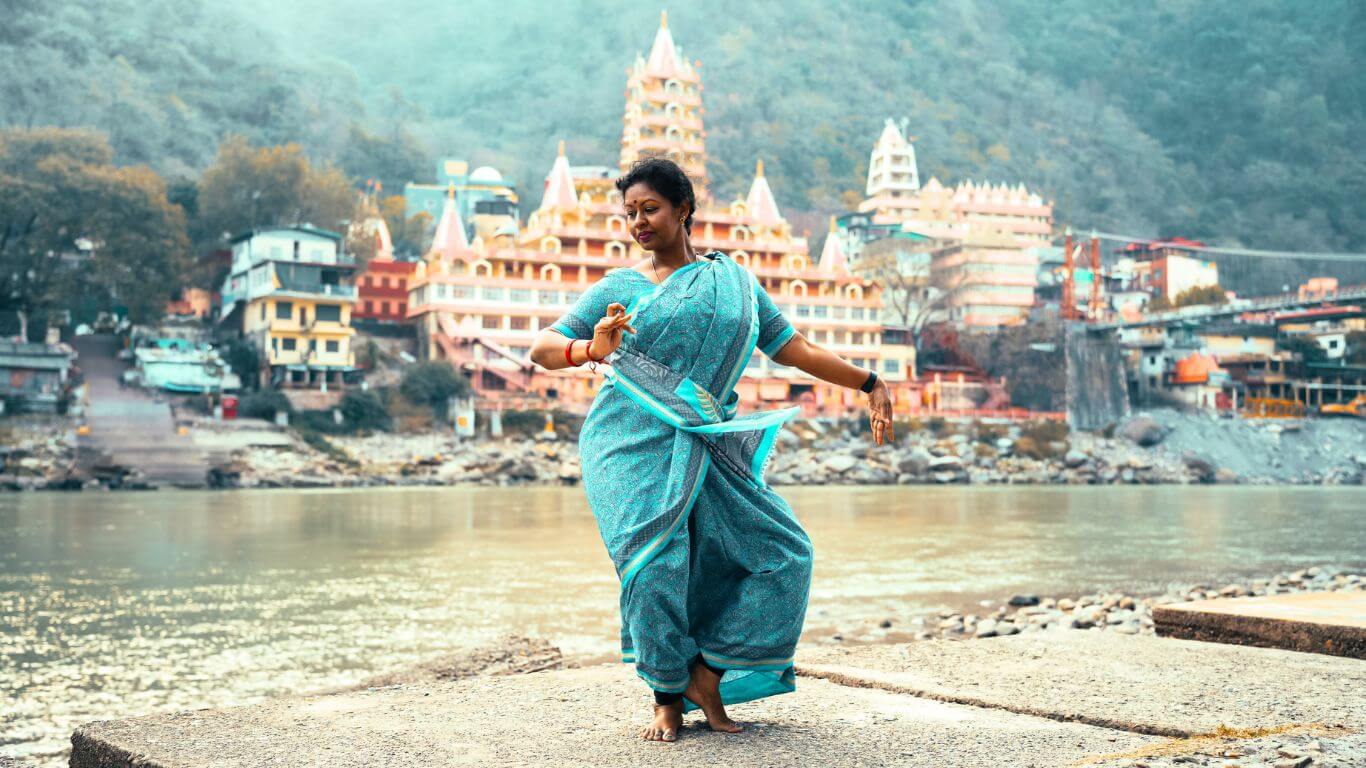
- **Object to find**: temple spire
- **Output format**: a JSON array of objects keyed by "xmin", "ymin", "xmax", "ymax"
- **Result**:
[
  {"xmin": 645, "ymin": 10, "xmax": 680, "ymax": 77},
  {"xmin": 819, "ymin": 216, "xmax": 848, "ymax": 275},
  {"xmin": 538, "ymin": 142, "xmax": 579, "ymax": 212},
  {"xmin": 745, "ymin": 159, "xmax": 782, "ymax": 226},
  {"xmin": 429, "ymin": 183, "xmax": 470, "ymax": 261}
]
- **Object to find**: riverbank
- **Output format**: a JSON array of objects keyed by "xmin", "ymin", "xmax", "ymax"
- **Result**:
[
  {"xmin": 814, "ymin": 565, "xmax": 1364, "ymax": 647},
  {"xmin": 4, "ymin": 408, "xmax": 1363, "ymax": 491},
  {"xmin": 69, "ymin": 609, "xmax": 1366, "ymax": 767}
]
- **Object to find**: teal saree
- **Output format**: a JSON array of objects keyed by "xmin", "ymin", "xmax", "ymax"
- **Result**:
[{"xmin": 550, "ymin": 252, "xmax": 812, "ymax": 710}]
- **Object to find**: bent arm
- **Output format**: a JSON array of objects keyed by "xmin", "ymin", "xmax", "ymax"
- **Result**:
[
  {"xmin": 770, "ymin": 333, "xmax": 872, "ymax": 390},
  {"xmin": 530, "ymin": 328, "xmax": 576, "ymax": 370}
]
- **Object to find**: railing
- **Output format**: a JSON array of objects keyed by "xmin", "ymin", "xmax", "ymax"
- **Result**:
[{"xmin": 276, "ymin": 281, "xmax": 357, "ymax": 299}]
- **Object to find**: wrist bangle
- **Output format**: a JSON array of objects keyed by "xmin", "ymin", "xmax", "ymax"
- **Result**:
[
  {"xmin": 564, "ymin": 338, "xmax": 580, "ymax": 367},
  {"xmin": 585, "ymin": 340, "xmax": 606, "ymax": 363},
  {"xmin": 860, "ymin": 370, "xmax": 878, "ymax": 394}
]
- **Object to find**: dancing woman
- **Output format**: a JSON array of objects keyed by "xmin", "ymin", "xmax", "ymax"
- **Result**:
[{"xmin": 530, "ymin": 157, "xmax": 895, "ymax": 742}]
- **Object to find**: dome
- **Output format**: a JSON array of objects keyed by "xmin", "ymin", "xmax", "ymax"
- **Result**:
[{"xmin": 469, "ymin": 166, "xmax": 503, "ymax": 183}]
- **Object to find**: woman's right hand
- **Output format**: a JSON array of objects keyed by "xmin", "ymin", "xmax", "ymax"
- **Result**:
[{"xmin": 588, "ymin": 302, "xmax": 636, "ymax": 360}]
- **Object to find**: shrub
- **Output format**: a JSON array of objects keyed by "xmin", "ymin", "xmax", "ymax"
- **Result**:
[
  {"xmin": 1020, "ymin": 419, "xmax": 1069, "ymax": 445},
  {"xmin": 399, "ymin": 362, "xmax": 471, "ymax": 417},
  {"xmin": 339, "ymin": 389, "xmax": 389, "ymax": 432},
  {"xmin": 976, "ymin": 422, "xmax": 1009, "ymax": 444},
  {"xmin": 238, "ymin": 391, "xmax": 292, "ymax": 421}
]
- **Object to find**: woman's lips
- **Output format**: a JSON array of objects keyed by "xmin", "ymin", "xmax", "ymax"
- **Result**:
[{"xmin": 636, "ymin": 231, "xmax": 654, "ymax": 243}]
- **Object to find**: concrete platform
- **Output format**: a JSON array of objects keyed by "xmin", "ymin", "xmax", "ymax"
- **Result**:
[
  {"xmin": 70, "ymin": 666, "xmax": 1159, "ymax": 768},
  {"xmin": 798, "ymin": 630, "xmax": 1366, "ymax": 737},
  {"xmin": 1154, "ymin": 591, "xmax": 1366, "ymax": 659},
  {"xmin": 69, "ymin": 633, "xmax": 1366, "ymax": 767}
]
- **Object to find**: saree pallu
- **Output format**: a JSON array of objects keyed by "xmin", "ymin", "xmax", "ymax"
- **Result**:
[{"xmin": 577, "ymin": 254, "xmax": 813, "ymax": 711}]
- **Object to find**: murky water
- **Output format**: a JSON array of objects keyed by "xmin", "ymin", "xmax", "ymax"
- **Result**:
[{"xmin": 2, "ymin": 485, "xmax": 1364, "ymax": 763}]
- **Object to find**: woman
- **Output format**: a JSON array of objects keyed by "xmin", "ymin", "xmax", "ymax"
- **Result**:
[{"xmin": 530, "ymin": 158, "xmax": 895, "ymax": 742}]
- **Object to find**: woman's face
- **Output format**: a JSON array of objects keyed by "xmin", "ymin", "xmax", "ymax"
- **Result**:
[{"xmin": 623, "ymin": 182, "xmax": 687, "ymax": 252}]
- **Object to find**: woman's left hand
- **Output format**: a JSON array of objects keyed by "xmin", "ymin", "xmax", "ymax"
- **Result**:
[{"xmin": 867, "ymin": 380, "xmax": 895, "ymax": 446}]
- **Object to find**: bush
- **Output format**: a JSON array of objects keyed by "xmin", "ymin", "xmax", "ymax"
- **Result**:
[
  {"xmin": 399, "ymin": 362, "xmax": 471, "ymax": 417},
  {"xmin": 1020, "ymin": 419, "xmax": 1069, "ymax": 445},
  {"xmin": 976, "ymin": 422, "xmax": 1009, "ymax": 444},
  {"xmin": 238, "ymin": 391, "xmax": 292, "ymax": 421},
  {"xmin": 340, "ymin": 389, "xmax": 389, "ymax": 432}
]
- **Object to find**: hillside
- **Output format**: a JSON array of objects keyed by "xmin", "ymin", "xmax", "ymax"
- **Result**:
[{"xmin": 4, "ymin": 0, "xmax": 1363, "ymax": 254}]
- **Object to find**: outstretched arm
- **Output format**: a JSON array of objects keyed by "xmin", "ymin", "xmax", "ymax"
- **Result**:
[{"xmin": 771, "ymin": 333, "xmax": 896, "ymax": 445}]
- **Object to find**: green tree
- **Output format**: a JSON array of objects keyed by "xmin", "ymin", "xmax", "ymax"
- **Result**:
[
  {"xmin": 0, "ymin": 127, "xmax": 190, "ymax": 335},
  {"xmin": 193, "ymin": 136, "xmax": 356, "ymax": 250},
  {"xmin": 380, "ymin": 195, "xmax": 433, "ymax": 257},
  {"xmin": 399, "ymin": 361, "xmax": 471, "ymax": 418}
]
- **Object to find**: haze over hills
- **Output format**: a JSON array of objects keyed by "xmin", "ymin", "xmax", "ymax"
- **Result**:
[{"xmin": 4, "ymin": 0, "xmax": 1364, "ymax": 253}]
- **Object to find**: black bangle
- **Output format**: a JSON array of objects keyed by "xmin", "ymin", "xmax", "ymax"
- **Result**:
[{"xmin": 860, "ymin": 370, "xmax": 878, "ymax": 393}]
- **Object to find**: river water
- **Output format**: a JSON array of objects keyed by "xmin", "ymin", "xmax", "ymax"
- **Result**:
[{"xmin": 3, "ymin": 485, "xmax": 1364, "ymax": 763}]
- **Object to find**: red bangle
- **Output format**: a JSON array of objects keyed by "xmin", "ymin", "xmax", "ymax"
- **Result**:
[
  {"xmin": 564, "ymin": 338, "xmax": 579, "ymax": 366},
  {"xmin": 585, "ymin": 340, "xmax": 606, "ymax": 363}
]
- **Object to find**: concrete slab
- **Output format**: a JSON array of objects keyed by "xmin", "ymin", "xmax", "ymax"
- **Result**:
[
  {"xmin": 70, "ymin": 666, "xmax": 1159, "ymax": 768},
  {"xmin": 1154, "ymin": 591, "xmax": 1366, "ymax": 659},
  {"xmin": 799, "ymin": 631, "xmax": 1366, "ymax": 737}
]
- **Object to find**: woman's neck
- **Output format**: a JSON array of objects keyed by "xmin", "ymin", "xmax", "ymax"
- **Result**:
[{"xmin": 653, "ymin": 235, "xmax": 698, "ymax": 269}]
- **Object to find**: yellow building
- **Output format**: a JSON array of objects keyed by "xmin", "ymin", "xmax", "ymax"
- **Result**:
[{"xmin": 220, "ymin": 226, "xmax": 359, "ymax": 389}]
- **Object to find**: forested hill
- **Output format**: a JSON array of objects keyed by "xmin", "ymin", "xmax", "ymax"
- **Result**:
[{"xmin": 5, "ymin": 0, "xmax": 1364, "ymax": 252}]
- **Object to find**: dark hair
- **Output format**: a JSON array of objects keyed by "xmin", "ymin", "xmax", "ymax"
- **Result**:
[{"xmin": 615, "ymin": 156, "xmax": 696, "ymax": 233}]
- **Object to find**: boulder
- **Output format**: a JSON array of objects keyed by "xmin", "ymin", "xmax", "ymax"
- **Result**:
[
  {"xmin": 1182, "ymin": 452, "xmax": 1217, "ymax": 481},
  {"xmin": 1119, "ymin": 416, "xmax": 1166, "ymax": 447},
  {"xmin": 897, "ymin": 448, "xmax": 934, "ymax": 475},
  {"xmin": 1062, "ymin": 450, "xmax": 1089, "ymax": 468},
  {"xmin": 821, "ymin": 454, "xmax": 858, "ymax": 474}
]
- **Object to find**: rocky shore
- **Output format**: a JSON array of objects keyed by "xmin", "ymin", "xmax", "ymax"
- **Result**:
[
  {"xmin": 819, "ymin": 565, "xmax": 1364, "ymax": 646},
  {"xmin": 212, "ymin": 408, "xmax": 1365, "ymax": 490},
  {"xmin": 4, "ymin": 407, "xmax": 1363, "ymax": 491}
]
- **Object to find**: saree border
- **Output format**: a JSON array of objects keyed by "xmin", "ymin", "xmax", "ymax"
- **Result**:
[{"xmin": 617, "ymin": 450, "xmax": 712, "ymax": 592}]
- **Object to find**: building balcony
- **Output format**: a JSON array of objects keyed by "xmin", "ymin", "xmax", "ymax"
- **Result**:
[{"xmin": 273, "ymin": 280, "xmax": 358, "ymax": 300}]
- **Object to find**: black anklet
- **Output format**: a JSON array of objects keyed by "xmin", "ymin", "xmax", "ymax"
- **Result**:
[
  {"xmin": 654, "ymin": 690, "xmax": 683, "ymax": 706},
  {"xmin": 693, "ymin": 654, "xmax": 726, "ymax": 678}
]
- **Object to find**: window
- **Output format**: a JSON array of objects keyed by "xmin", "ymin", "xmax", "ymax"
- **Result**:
[
  {"xmin": 564, "ymin": 291, "xmax": 582, "ymax": 304},
  {"xmin": 450, "ymin": 285, "xmax": 472, "ymax": 299},
  {"xmin": 325, "ymin": 340, "xmax": 339, "ymax": 353},
  {"xmin": 510, "ymin": 316, "xmax": 530, "ymax": 331},
  {"xmin": 482, "ymin": 287, "xmax": 505, "ymax": 301},
  {"xmin": 884, "ymin": 359, "xmax": 900, "ymax": 374},
  {"xmin": 483, "ymin": 315, "xmax": 502, "ymax": 329},
  {"xmin": 538, "ymin": 290, "xmax": 559, "ymax": 305},
  {"xmin": 363, "ymin": 301, "xmax": 373, "ymax": 314},
  {"xmin": 796, "ymin": 305, "xmax": 811, "ymax": 318},
  {"xmin": 275, "ymin": 301, "xmax": 293, "ymax": 320},
  {"xmin": 833, "ymin": 306, "xmax": 847, "ymax": 319},
  {"xmin": 315, "ymin": 304, "xmax": 341, "ymax": 323},
  {"xmin": 511, "ymin": 289, "xmax": 532, "ymax": 303},
  {"xmin": 260, "ymin": 304, "xmax": 266, "ymax": 321},
  {"xmin": 852, "ymin": 307, "xmax": 865, "ymax": 320},
  {"xmin": 380, "ymin": 301, "xmax": 390, "ymax": 316},
  {"xmin": 813, "ymin": 305, "xmax": 828, "ymax": 319},
  {"xmin": 281, "ymin": 337, "xmax": 297, "ymax": 351}
]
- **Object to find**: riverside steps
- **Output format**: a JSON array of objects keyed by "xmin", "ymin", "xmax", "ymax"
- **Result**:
[
  {"xmin": 70, "ymin": 633, "xmax": 1366, "ymax": 768},
  {"xmin": 1153, "ymin": 591, "xmax": 1366, "ymax": 660}
]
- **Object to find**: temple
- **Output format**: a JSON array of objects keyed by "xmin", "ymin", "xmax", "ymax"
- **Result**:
[{"xmin": 405, "ymin": 14, "xmax": 911, "ymax": 415}]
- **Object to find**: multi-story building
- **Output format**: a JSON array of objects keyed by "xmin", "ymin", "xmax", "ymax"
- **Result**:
[
  {"xmin": 354, "ymin": 213, "xmax": 418, "ymax": 324},
  {"xmin": 929, "ymin": 228, "xmax": 1040, "ymax": 329},
  {"xmin": 858, "ymin": 119, "xmax": 1053, "ymax": 251},
  {"xmin": 404, "ymin": 159, "xmax": 520, "ymax": 243},
  {"xmin": 406, "ymin": 14, "xmax": 905, "ymax": 416},
  {"xmin": 219, "ymin": 226, "xmax": 359, "ymax": 389},
  {"xmin": 1113, "ymin": 238, "xmax": 1220, "ymax": 302}
]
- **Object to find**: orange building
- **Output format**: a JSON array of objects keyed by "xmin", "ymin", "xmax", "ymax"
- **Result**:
[{"xmin": 406, "ymin": 14, "xmax": 908, "ymax": 415}]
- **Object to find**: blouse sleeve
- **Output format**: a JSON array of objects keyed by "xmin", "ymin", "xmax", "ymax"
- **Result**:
[
  {"xmin": 547, "ymin": 272, "xmax": 626, "ymax": 340},
  {"xmin": 755, "ymin": 279, "xmax": 797, "ymax": 361}
]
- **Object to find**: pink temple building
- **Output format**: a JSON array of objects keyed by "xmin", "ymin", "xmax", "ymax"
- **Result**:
[{"xmin": 406, "ymin": 14, "xmax": 913, "ymax": 415}]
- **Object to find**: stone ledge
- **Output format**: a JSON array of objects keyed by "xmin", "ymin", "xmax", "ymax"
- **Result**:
[{"xmin": 1154, "ymin": 591, "xmax": 1366, "ymax": 659}]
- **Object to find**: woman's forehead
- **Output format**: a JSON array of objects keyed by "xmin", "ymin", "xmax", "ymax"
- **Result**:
[{"xmin": 623, "ymin": 183, "xmax": 664, "ymax": 204}]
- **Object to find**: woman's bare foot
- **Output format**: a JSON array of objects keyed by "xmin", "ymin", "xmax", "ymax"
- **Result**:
[
  {"xmin": 640, "ymin": 701, "xmax": 683, "ymax": 742},
  {"xmin": 684, "ymin": 661, "xmax": 742, "ymax": 733}
]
